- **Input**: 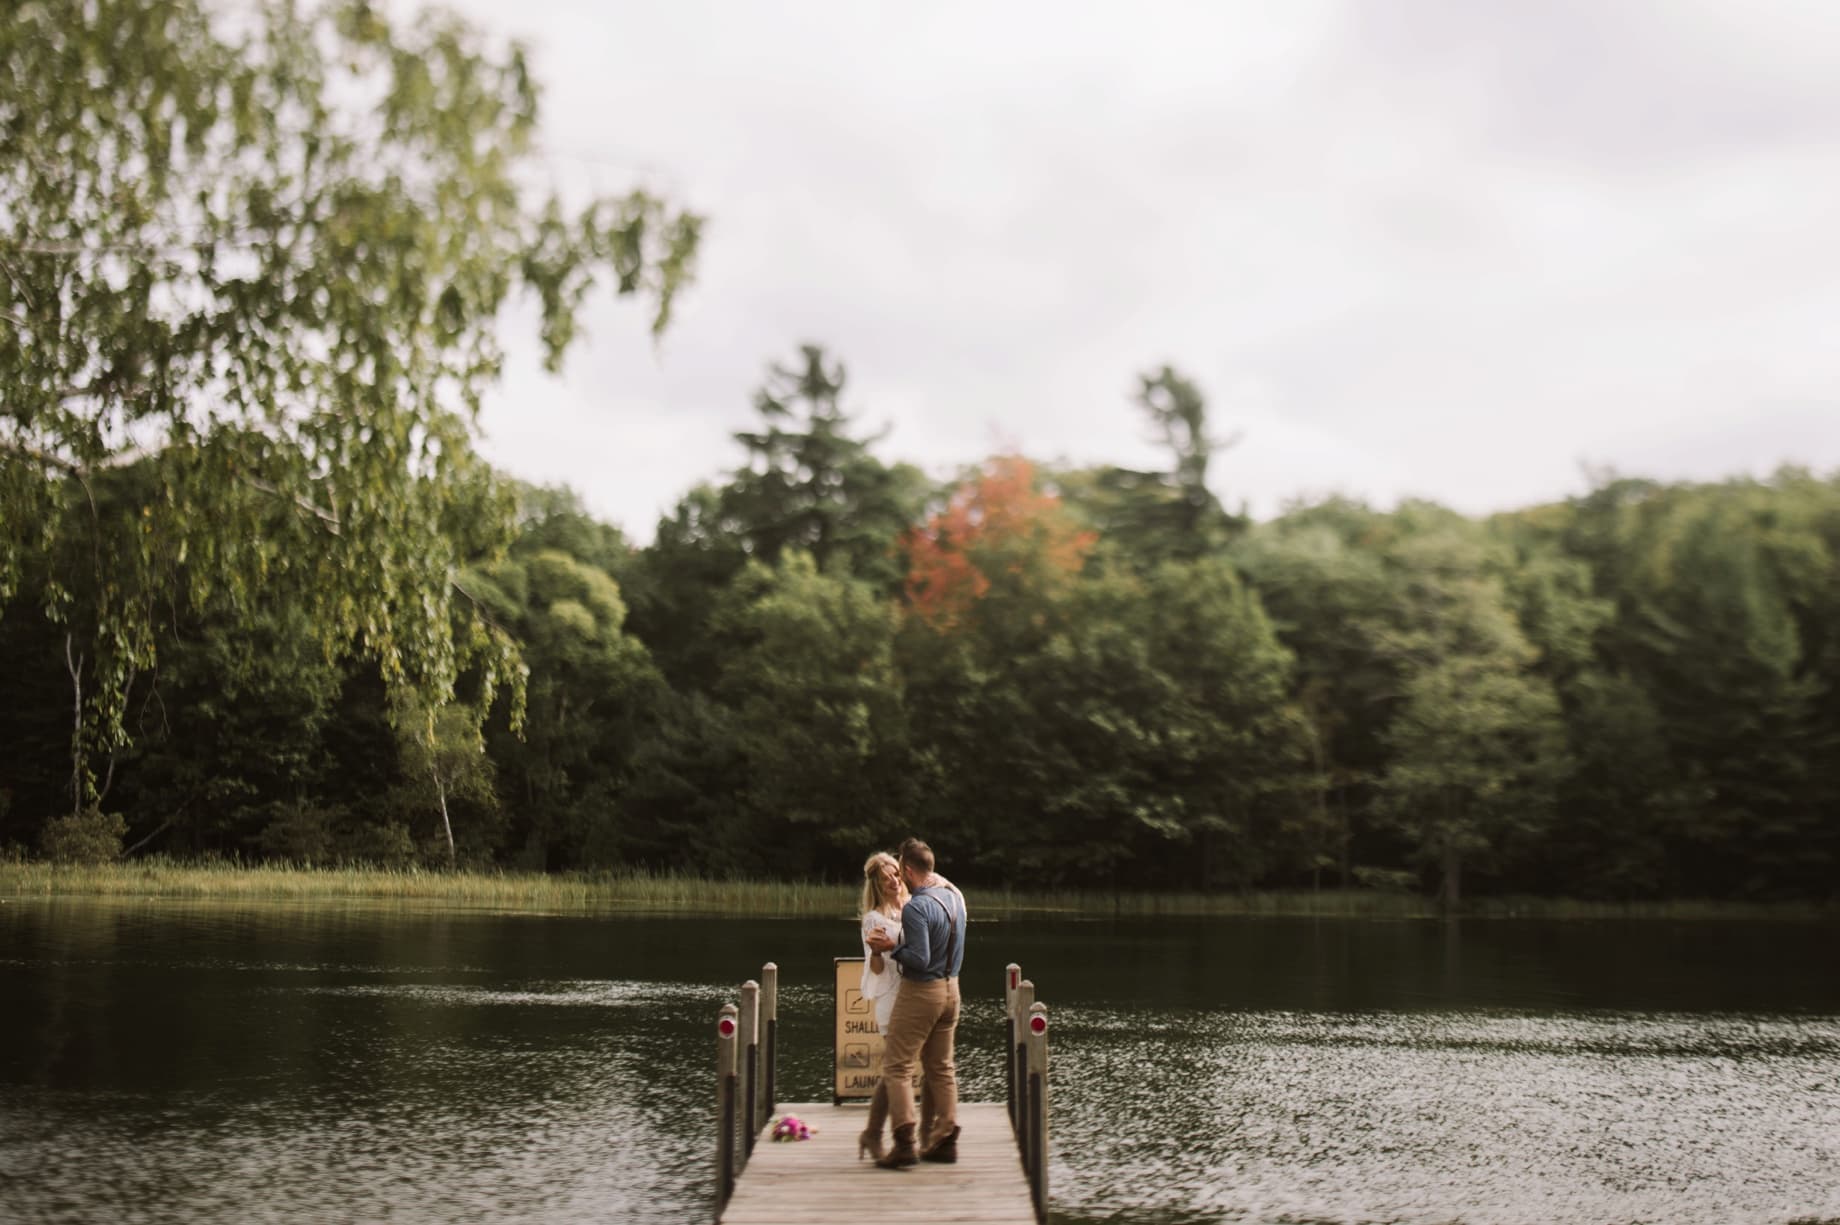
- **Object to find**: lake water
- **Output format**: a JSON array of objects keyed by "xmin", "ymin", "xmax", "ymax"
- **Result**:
[{"xmin": 2, "ymin": 898, "xmax": 1837, "ymax": 1224}]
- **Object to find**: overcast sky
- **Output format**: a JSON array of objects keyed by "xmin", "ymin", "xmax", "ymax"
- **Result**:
[{"xmin": 442, "ymin": 0, "xmax": 1840, "ymax": 541}]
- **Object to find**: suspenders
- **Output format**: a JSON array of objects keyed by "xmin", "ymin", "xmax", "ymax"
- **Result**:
[{"xmin": 918, "ymin": 884, "xmax": 962, "ymax": 976}]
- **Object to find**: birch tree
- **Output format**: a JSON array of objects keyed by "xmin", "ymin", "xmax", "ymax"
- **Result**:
[{"xmin": 0, "ymin": 0, "xmax": 700, "ymax": 815}]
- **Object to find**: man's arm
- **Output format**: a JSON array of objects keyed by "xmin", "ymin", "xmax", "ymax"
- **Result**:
[{"xmin": 890, "ymin": 897, "xmax": 932, "ymax": 974}]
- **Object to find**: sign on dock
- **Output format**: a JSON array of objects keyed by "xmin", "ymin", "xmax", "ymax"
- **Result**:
[{"xmin": 832, "ymin": 956, "xmax": 884, "ymax": 1102}]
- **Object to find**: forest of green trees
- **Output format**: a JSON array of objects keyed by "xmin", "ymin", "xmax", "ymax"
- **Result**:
[
  {"xmin": 7, "ymin": 340, "xmax": 1839, "ymax": 903},
  {"xmin": 4, "ymin": 1, "xmax": 1837, "ymax": 905}
]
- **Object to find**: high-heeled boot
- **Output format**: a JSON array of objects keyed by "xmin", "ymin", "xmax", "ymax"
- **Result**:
[{"xmin": 857, "ymin": 1083, "xmax": 889, "ymax": 1161}]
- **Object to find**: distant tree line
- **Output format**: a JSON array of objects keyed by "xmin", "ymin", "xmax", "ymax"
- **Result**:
[{"xmin": 5, "ymin": 340, "xmax": 1837, "ymax": 904}]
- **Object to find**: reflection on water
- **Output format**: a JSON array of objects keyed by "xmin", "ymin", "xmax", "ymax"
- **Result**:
[{"xmin": 0, "ymin": 900, "xmax": 1836, "ymax": 1224}]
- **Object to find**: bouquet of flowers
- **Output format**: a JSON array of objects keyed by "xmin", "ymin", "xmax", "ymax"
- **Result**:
[{"xmin": 770, "ymin": 1114, "xmax": 817, "ymax": 1141}]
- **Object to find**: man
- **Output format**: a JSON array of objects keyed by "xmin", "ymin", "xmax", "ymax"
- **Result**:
[{"xmin": 864, "ymin": 836, "xmax": 967, "ymax": 1168}]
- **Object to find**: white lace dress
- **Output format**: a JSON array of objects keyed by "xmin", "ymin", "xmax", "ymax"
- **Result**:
[{"xmin": 859, "ymin": 909, "xmax": 903, "ymax": 1032}]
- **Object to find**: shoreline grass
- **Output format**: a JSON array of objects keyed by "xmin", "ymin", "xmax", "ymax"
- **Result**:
[
  {"xmin": 0, "ymin": 859, "xmax": 852, "ymax": 916},
  {"xmin": 1, "ymin": 859, "xmax": 1834, "ymax": 920}
]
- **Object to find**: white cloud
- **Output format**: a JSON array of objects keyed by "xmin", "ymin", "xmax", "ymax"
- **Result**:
[{"xmin": 450, "ymin": 0, "xmax": 1840, "ymax": 540}]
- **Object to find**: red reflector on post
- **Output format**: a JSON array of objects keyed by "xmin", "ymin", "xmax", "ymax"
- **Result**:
[
  {"xmin": 1029, "ymin": 1014, "xmax": 1047, "ymax": 1035},
  {"xmin": 719, "ymin": 1017, "xmax": 736, "ymax": 1037},
  {"xmin": 1009, "ymin": 968, "xmax": 1019, "ymax": 989}
]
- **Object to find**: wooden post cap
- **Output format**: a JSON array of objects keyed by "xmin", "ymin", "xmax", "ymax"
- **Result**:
[
  {"xmin": 739, "ymin": 981, "xmax": 759, "ymax": 1044},
  {"xmin": 717, "ymin": 1003, "xmax": 739, "ymax": 1076}
]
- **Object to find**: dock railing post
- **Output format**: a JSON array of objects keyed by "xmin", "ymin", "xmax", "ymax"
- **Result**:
[
  {"xmin": 1013, "ymin": 978, "xmax": 1035, "ymax": 1174},
  {"xmin": 760, "ymin": 963, "xmax": 778, "ymax": 1123},
  {"xmin": 715, "ymin": 1003, "xmax": 739, "ymax": 1220},
  {"xmin": 739, "ymin": 980, "xmax": 760, "ymax": 1164},
  {"xmin": 1004, "ymin": 963, "xmax": 1021, "ymax": 1128},
  {"xmin": 1026, "ymin": 1002, "xmax": 1050, "ymax": 1222}
]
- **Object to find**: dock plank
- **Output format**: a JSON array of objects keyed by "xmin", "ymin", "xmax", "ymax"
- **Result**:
[{"xmin": 720, "ymin": 1101, "xmax": 1035, "ymax": 1225}]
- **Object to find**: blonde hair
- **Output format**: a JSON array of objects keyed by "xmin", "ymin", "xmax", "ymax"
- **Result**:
[{"xmin": 860, "ymin": 851, "xmax": 903, "ymax": 917}]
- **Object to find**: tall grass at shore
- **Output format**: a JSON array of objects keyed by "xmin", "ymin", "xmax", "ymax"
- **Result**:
[
  {"xmin": 971, "ymin": 885, "xmax": 1834, "ymax": 920},
  {"xmin": 1, "ymin": 859, "xmax": 1831, "ymax": 919},
  {"xmin": 0, "ymin": 858, "xmax": 851, "ymax": 916}
]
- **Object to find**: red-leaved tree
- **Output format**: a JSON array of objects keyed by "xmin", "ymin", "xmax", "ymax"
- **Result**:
[{"xmin": 902, "ymin": 456, "xmax": 1097, "ymax": 632}]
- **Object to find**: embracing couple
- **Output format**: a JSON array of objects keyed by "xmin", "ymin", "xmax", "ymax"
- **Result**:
[{"xmin": 857, "ymin": 837, "xmax": 968, "ymax": 1170}]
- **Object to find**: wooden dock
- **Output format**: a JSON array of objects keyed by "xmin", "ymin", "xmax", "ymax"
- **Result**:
[
  {"xmin": 719, "ymin": 1102, "xmax": 1036, "ymax": 1225},
  {"xmin": 714, "ymin": 963, "xmax": 1052, "ymax": 1223}
]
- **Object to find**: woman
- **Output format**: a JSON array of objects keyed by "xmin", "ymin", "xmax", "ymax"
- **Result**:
[{"xmin": 857, "ymin": 850, "xmax": 909, "ymax": 1160}]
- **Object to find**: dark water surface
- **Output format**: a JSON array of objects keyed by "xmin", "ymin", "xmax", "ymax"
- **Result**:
[{"xmin": 2, "ymin": 898, "xmax": 1837, "ymax": 1224}]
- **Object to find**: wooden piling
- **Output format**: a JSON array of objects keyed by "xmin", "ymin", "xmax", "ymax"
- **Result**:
[
  {"xmin": 1026, "ymin": 1001, "xmax": 1049, "ymax": 1221},
  {"xmin": 739, "ymin": 980, "xmax": 759, "ymax": 1164},
  {"xmin": 1013, "ymin": 978, "xmax": 1035, "ymax": 1174},
  {"xmin": 760, "ymin": 963, "xmax": 778, "ymax": 1120},
  {"xmin": 715, "ymin": 1002, "xmax": 739, "ymax": 1219},
  {"xmin": 1004, "ymin": 962, "xmax": 1021, "ymax": 1128}
]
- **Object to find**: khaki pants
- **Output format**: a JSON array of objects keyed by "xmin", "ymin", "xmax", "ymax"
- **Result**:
[
  {"xmin": 864, "ymin": 1069, "xmax": 932, "ymax": 1147},
  {"xmin": 880, "ymin": 976, "xmax": 959, "ymax": 1145}
]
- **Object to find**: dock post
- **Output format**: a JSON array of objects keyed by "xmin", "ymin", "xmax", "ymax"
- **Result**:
[
  {"xmin": 1004, "ymin": 963, "xmax": 1021, "ymax": 1128},
  {"xmin": 760, "ymin": 963, "xmax": 778, "ymax": 1122},
  {"xmin": 715, "ymin": 1002, "xmax": 738, "ymax": 1220},
  {"xmin": 1026, "ymin": 1002, "xmax": 1049, "ymax": 1222},
  {"xmin": 739, "ymin": 980, "xmax": 760, "ymax": 1163},
  {"xmin": 1013, "ymin": 978, "xmax": 1035, "ymax": 1174}
]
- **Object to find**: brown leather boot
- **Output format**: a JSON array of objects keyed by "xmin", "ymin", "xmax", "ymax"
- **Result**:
[
  {"xmin": 920, "ymin": 1123, "xmax": 959, "ymax": 1163},
  {"xmin": 875, "ymin": 1123, "xmax": 918, "ymax": 1169}
]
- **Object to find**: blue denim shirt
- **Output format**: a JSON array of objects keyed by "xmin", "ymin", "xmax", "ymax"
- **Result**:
[{"xmin": 891, "ymin": 884, "xmax": 966, "ymax": 981}]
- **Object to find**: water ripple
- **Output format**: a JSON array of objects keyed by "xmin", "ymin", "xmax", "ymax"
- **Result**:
[
  {"xmin": 5, "ymin": 906, "xmax": 1838, "ymax": 1225},
  {"xmin": 1049, "ymin": 1008, "xmax": 1840, "ymax": 1225}
]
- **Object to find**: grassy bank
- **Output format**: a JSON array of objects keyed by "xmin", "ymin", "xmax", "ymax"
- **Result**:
[
  {"xmin": 970, "ymin": 885, "xmax": 1835, "ymax": 920},
  {"xmin": 1, "ymin": 859, "xmax": 1833, "ymax": 920},
  {"xmin": 0, "ymin": 859, "xmax": 851, "ymax": 916}
]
